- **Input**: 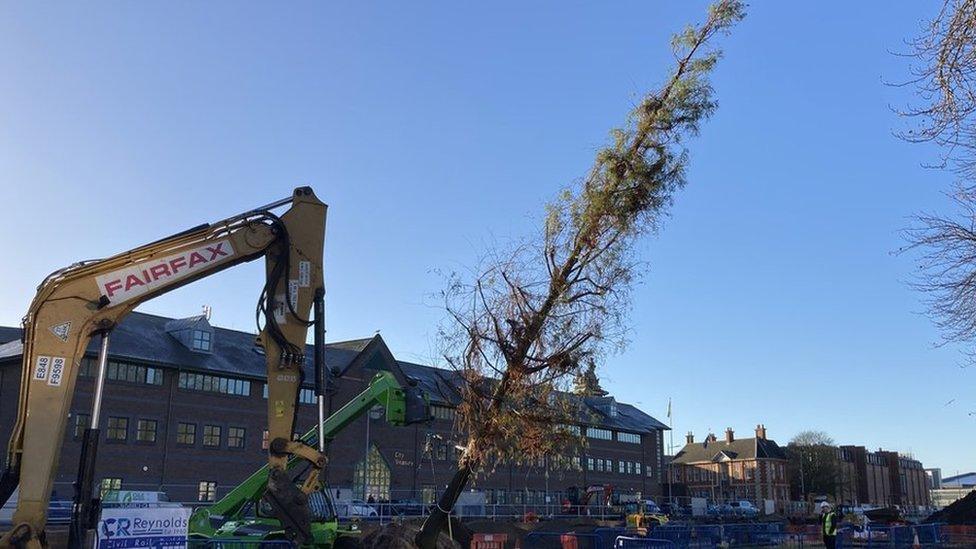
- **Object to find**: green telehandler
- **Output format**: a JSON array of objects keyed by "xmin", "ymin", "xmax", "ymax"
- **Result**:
[{"xmin": 188, "ymin": 371, "xmax": 430, "ymax": 546}]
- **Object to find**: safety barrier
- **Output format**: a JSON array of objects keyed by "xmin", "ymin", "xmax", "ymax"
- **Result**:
[
  {"xmin": 523, "ymin": 531, "xmax": 601, "ymax": 548},
  {"xmin": 858, "ymin": 523, "xmax": 944, "ymax": 547},
  {"xmin": 185, "ymin": 540, "xmax": 297, "ymax": 548},
  {"xmin": 613, "ymin": 537, "xmax": 676, "ymax": 548},
  {"xmin": 471, "ymin": 533, "xmax": 510, "ymax": 549}
]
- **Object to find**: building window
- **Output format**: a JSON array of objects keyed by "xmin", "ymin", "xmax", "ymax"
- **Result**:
[
  {"xmin": 106, "ymin": 417, "xmax": 128, "ymax": 441},
  {"xmin": 198, "ymin": 481, "xmax": 217, "ymax": 502},
  {"xmin": 73, "ymin": 413, "xmax": 90, "ymax": 438},
  {"xmin": 104, "ymin": 361, "xmax": 163, "ymax": 385},
  {"xmin": 432, "ymin": 406, "xmax": 456, "ymax": 421},
  {"xmin": 179, "ymin": 372, "xmax": 250, "ymax": 396},
  {"xmin": 587, "ymin": 458, "xmax": 595, "ymax": 471},
  {"xmin": 435, "ymin": 444, "xmax": 448, "ymax": 461},
  {"xmin": 299, "ymin": 388, "xmax": 316, "ymax": 405},
  {"xmin": 262, "ymin": 430, "xmax": 269, "ymax": 450},
  {"xmin": 587, "ymin": 428, "xmax": 612, "ymax": 440},
  {"xmin": 177, "ymin": 423, "xmax": 196, "ymax": 445},
  {"xmin": 80, "ymin": 358, "xmax": 97, "ymax": 377},
  {"xmin": 496, "ymin": 490, "xmax": 507, "ymax": 504},
  {"xmin": 618, "ymin": 432, "xmax": 641, "ymax": 444},
  {"xmin": 192, "ymin": 330, "xmax": 212, "ymax": 352},
  {"xmin": 353, "ymin": 445, "xmax": 391, "ymax": 501},
  {"xmin": 560, "ymin": 424, "xmax": 582, "ymax": 436},
  {"xmin": 421, "ymin": 485, "xmax": 436, "ymax": 505},
  {"xmin": 228, "ymin": 427, "xmax": 245, "ymax": 448},
  {"xmin": 136, "ymin": 419, "xmax": 157, "ymax": 443},
  {"xmin": 203, "ymin": 425, "xmax": 221, "ymax": 447},
  {"xmin": 100, "ymin": 478, "xmax": 122, "ymax": 497},
  {"xmin": 619, "ymin": 461, "xmax": 626, "ymax": 474}
]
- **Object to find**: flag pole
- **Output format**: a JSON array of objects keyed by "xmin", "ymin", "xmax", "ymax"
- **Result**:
[{"xmin": 667, "ymin": 398, "xmax": 673, "ymax": 507}]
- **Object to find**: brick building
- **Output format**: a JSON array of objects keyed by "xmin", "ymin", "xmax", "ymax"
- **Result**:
[
  {"xmin": 0, "ymin": 312, "xmax": 668, "ymax": 507},
  {"xmin": 833, "ymin": 446, "xmax": 930, "ymax": 508},
  {"xmin": 670, "ymin": 425, "xmax": 790, "ymax": 504}
]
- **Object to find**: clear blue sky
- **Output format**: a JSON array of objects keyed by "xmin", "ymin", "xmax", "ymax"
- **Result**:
[{"xmin": 1, "ymin": 2, "xmax": 968, "ymax": 475}]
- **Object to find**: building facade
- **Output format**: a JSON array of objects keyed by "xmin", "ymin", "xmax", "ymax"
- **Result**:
[
  {"xmin": 670, "ymin": 425, "xmax": 790, "ymax": 505},
  {"xmin": 833, "ymin": 446, "xmax": 930, "ymax": 508},
  {"xmin": 0, "ymin": 312, "xmax": 669, "ymax": 507},
  {"xmin": 930, "ymin": 472, "xmax": 975, "ymax": 508}
]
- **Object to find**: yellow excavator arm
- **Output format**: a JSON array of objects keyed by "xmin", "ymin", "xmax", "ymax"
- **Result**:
[{"xmin": 0, "ymin": 187, "xmax": 327, "ymax": 547}]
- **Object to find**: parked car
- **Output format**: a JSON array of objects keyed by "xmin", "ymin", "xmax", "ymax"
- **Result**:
[
  {"xmin": 343, "ymin": 499, "xmax": 378, "ymax": 517},
  {"xmin": 389, "ymin": 498, "xmax": 426, "ymax": 516},
  {"xmin": 660, "ymin": 502, "xmax": 687, "ymax": 517},
  {"xmin": 729, "ymin": 500, "xmax": 759, "ymax": 517},
  {"xmin": 642, "ymin": 499, "xmax": 663, "ymax": 514}
]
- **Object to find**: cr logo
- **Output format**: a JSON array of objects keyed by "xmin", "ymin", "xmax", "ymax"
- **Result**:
[{"xmin": 101, "ymin": 517, "xmax": 131, "ymax": 538}]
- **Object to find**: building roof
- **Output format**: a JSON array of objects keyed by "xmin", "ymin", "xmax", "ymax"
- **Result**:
[
  {"xmin": 0, "ymin": 311, "xmax": 668, "ymax": 435},
  {"xmin": 0, "ymin": 311, "xmax": 367, "ymax": 382},
  {"xmin": 396, "ymin": 360, "xmax": 667, "ymax": 434},
  {"xmin": 672, "ymin": 435, "xmax": 788, "ymax": 464},
  {"xmin": 942, "ymin": 472, "xmax": 976, "ymax": 488},
  {"xmin": 0, "ymin": 326, "xmax": 22, "ymax": 345}
]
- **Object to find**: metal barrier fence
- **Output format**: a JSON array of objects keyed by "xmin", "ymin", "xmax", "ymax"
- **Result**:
[
  {"xmin": 524, "ymin": 524, "xmax": 795, "ymax": 549},
  {"xmin": 184, "ymin": 540, "xmax": 296, "ymax": 548},
  {"xmin": 613, "ymin": 537, "xmax": 676, "ymax": 548}
]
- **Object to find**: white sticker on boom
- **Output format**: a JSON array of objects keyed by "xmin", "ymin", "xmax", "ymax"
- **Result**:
[
  {"xmin": 47, "ymin": 357, "xmax": 65, "ymax": 386},
  {"xmin": 288, "ymin": 280, "xmax": 299, "ymax": 311},
  {"xmin": 273, "ymin": 294, "xmax": 287, "ymax": 325},
  {"xmin": 34, "ymin": 356, "xmax": 51, "ymax": 381},
  {"xmin": 50, "ymin": 322, "xmax": 71, "ymax": 342},
  {"xmin": 298, "ymin": 261, "xmax": 311, "ymax": 287}
]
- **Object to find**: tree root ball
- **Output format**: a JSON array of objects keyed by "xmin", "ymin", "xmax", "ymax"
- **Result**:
[{"xmin": 360, "ymin": 523, "xmax": 463, "ymax": 549}]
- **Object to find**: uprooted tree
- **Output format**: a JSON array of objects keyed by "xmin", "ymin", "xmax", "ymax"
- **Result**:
[{"xmin": 416, "ymin": 2, "xmax": 745, "ymax": 547}]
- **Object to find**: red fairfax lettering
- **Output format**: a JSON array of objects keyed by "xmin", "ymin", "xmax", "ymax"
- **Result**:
[
  {"xmin": 187, "ymin": 252, "xmax": 207, "ymax": 268},
  {"xmin": 124, "ymin": 274, "xmax": 145, "ymax": 292},
  {"xmin": 149, "ymin": 264, "xmax": 171, "ymax": 280},
  {"xmin": 169, "ymin": 256, "xmax": 187, "ymax": 274},
  {"xmin": 104, "ymin": 279, "xmax": 123, "ymax": 297},
  {"xmin": 206, "ymin": 243, "xmax": 228, "ymax": 260}
]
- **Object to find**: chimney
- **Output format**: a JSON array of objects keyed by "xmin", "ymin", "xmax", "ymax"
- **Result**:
[
  {"xmin": 755, "ymin": 424, "xmax": 767, "ymax": 440},
  {"xmin": 707, "ymin": 433, "xmax": 717, "ymax": 443},
  {"xmin": 725, "ymin": 428, "xmax": 735, "ymax": 443},
  {"xmin": 686, "ymin": 432, "xmax": 694, "ymax": 444}
]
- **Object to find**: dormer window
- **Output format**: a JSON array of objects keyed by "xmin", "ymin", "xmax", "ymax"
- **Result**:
[
  {"xmin": 165, "ymin": 315, "xmax": 214, "ymax": 354},
  {"xmin": 192, "ymin": 329, "xmax": 212, "ymax": 352}
]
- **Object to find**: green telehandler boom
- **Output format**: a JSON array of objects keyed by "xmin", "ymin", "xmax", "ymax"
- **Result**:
[{"xmin": 188, "ymin": 371, "xmax": 430, "ymax": 546}]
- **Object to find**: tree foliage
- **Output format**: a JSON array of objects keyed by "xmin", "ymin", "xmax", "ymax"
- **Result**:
[
  {"xmin": 898, "ymin": 1, "xmax": 976, "ymax": 357},
  {"xmin": 439, "ymin": 0, "xmax": 745, "ymax": 474},
  {"xmin": 786, "ymin": 430, "xmax": 840, "ymax": 500}
]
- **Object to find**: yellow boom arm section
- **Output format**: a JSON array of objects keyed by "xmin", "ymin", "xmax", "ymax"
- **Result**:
[{"xmin": 0, "ymin": 187, "xmax": 326, "ymax": 547}]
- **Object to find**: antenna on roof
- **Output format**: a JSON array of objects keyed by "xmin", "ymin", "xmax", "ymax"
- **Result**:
[{"xmin": 202, "ymin": 305, "xmax": 212, "ymax": 321}]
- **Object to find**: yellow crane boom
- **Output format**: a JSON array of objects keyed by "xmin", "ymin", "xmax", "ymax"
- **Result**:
[{"xmin": 0, "ymin": 187, "xmax": 327, "ymax": 547}]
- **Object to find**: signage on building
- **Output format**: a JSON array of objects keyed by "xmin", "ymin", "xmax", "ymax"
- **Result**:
[{"xmin": 96, "ymin": 506, "xmax": 190, "ymax": 548}]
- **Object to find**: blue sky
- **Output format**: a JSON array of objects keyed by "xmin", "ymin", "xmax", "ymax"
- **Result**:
[{"xmin": 1, "ymin": 2, "xmax": 969, "ymax": 475}]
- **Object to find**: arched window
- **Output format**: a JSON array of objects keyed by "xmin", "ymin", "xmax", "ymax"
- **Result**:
[{"xmin": 353, "ymin": 445, "xmax": 391, "ymax": 501}]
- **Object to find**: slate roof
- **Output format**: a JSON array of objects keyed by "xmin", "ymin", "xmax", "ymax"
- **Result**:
[
  {"xmin": 397, "ymin": 361, "xmax": 668, "ymax": 434},
  {"xmin": 0, "ymin": 312, "xmax": 668, "ymax": 434},
  {"xmin": 0, "ymin": 326, "xmax": 22, "ymax": 345},
  {"xmin": 942, "ymin": 472, "xmax": 976, "ymax": 488},
  {"xmin": 672, "ymin": 436, "xmax": 788, "ymax": 464},
  {"xmin": 0, "ymin": 311, "xmax": 366, "ymax": 383}
]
